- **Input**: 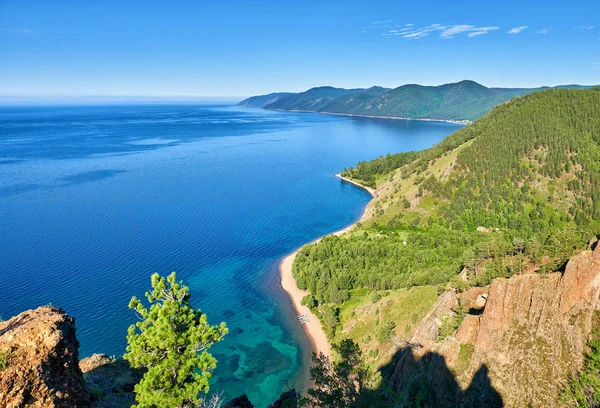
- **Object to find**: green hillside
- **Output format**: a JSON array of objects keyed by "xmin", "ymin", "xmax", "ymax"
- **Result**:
[
  {"xmin": 239, "ymin": 81, "xmax": 594, "ymax": 121},
  {"xmin": 294, "ymin": 88, "xmax": 600, "ymax": 315},
  {"xmin": 319, "ymin": 80, "xmax": 530, "ymax": 121},
  {"xmin": 237, "ymin": 92, "xmax": 293, "ymax": 108},
  {"xmin": 262, "ymin": 86, "xmax": 366, "ymax": 112},
  {"xmin": 318, "ymin": 86, "xmax": 391, "ymax": 112}
]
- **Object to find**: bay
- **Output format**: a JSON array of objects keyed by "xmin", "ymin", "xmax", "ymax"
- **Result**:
[{"xmin": 0, "ymin": 104, "xmax": 461, "ymax": 404}]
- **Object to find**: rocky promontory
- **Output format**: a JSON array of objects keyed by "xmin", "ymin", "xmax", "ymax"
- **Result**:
[
  {"xmin": 391, "ymin": 243, "xmax": 600, "ymax": 407},
  {"xmin": 0, "ymin": 306, "xmax": 89, "ymax": 407},
  {"xmin": 0, "ymin": 306, "xmax": 297, "ymax": 407}
]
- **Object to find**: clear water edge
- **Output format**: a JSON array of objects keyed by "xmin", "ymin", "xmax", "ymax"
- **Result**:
[{"xmin": 0, "ymin": 105, "xmax": 461, "ymax": 405}]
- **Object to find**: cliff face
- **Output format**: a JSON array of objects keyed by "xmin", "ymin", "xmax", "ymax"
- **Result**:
[
  {"xmin": 0, "ymin": 306, "xmax": 296, "ymax": 408},
  {"xmin": 391, "ymin": 243, "xmax": 600, "ymax": 407},
  {"xmin": 0, "ymin": 306, "xmax": 89, "ymax": 408}
]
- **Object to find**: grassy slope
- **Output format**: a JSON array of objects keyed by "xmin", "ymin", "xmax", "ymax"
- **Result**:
[
  {"xmin": 334, "ymin": 286, "xmax": 439, "ymax": 369},
  {"xmin": 297, "ymin": 88, "xmax": 600, "ymax": 371}
]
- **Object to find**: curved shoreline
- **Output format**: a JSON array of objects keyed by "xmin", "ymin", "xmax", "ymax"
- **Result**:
[
  {"xmin": 336, "ymin": 173, "xmax": 376, "ymax": 196},
  {"xmin": 320, "ymin": 111, "xmax": 471, "ymax": 125},
  {"xmin": 268, "ymin": 108, "xmax": 471, "ymax": 125},
  {"xmin": 279, "ymin": 175, "xmax": 375, "ymax": 358}
]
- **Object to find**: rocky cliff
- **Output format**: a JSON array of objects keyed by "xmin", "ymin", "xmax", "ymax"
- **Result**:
[
  {"xmin": 3, "ymin": 246, "xmax": 598, "ymax": 407},
  {"xmin": 0, "ymin": 306, "xmax": 297, "ymax": 408},
  {"xmin": 391, "ymin": 243, "xmax": 600, "ymax": 407},
  {"xmin": 0, "ymin": 306, "xmax": 89, "ymax": 408}
]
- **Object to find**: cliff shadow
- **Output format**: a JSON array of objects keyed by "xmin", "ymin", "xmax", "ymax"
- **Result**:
[
  {"xmin": 369, "ymin": 346, "xmax": 504, "ymax": 408},
  {"xmin": 80, "ymin": 356, "xmax": 145, "ymax": 406}
]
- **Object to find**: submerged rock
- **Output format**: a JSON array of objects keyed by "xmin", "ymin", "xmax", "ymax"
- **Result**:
[
  {"xmin": 223, "ymin": 394, "xmax": 254, "ymax": 408},
  {"xmin": 224, "ymin": 389, "xmax": 297, "ymax": 408}
]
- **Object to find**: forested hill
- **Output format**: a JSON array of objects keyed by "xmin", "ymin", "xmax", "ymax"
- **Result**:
[
  {"xmin": 238, "ymin": 81, "xmax": 594, "ymax": 121},
  {"xmin": 294, "ymin": 87, "xmax": 600, "ymax": 304}
]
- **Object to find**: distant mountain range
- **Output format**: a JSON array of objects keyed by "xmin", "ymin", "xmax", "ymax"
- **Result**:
[{"xmin": 238, "ymin": 80, "xmax": 595, "ymax": 122}]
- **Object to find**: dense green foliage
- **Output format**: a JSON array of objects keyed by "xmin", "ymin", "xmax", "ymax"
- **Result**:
[
  {"xmin": 294, "ymin": 227, "xmax": 495, "ymax": 301},
  {"xmin": 341, "ymin": 151, "xmax": 420, "ymax": 188},
  {"xmin": 295, "ymin": 88, "xmax": 600, "ymax": 309},
  {"xmin": 264, "ymin": 86, "xmax": 367, "ymax": 111},
  {"xmin": 239, "ymin": 80, "xmax": 591, "ymax": 121},
  {"xmin": 124, "ymin": 272, "xmax": 228, "ymax": 408},
  {"xmin": 301, "ymin": 339, "xmax": 380, "ymax": 408},
  {"xmin": 436, "ymin": 89, "xmax": 600, "ymax": 233},
  {"xmin": 319, "ymin": 80, "xmax": 533, "ymax": 121},
  {"xmin": 314, "ymin": 86, "xmax": 391, "ymax": 113},
  {"xmin": 562, "ymin": 334, "xmax": 600, "ymax": 407}
]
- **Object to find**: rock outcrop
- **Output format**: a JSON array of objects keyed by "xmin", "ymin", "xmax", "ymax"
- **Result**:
[
  {"xmin": 224, "ymin": 389, "xmax": 297, "ymax": 408},
  {"xmin": 0, "ymin": 306, "xmax": 90, "ymax": 408},
  {"xmin": 0, "ymin": 305, "xmax": 296, "ymax": 408},
  {"xmin": 223, "ymin": 394, "xmax": 254, "ymax": 408},
  {"xmin": 391, "ymin": 245, "xmax": 600, "ymax": 407},
  {"xmin": 79, "ymin": 354, "xmax": 144, "ymax": 407}
]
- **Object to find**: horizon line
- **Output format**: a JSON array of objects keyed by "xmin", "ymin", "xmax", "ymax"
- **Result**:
[{"xmin": 0, "ymin": 80, "xmax": 597, "ymax": 104}]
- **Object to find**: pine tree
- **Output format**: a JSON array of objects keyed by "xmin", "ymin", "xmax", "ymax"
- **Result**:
[
  {"xmin": 124, "ymin": 272, "xmax": 228, "ymax": 408},
  {"xmin": 301, "ymin": 339, "xmax": 379, "ymax": 407}
]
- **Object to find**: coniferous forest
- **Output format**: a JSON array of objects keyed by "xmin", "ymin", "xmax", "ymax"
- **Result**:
[{"xmin": 296, "ymin": 88, "xmax": 600, "ymax": 310}]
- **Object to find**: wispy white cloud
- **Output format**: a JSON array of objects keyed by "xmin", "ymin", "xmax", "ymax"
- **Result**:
[
  {"xmin": 576, "ymin": 25, "xmax": 595, "ymax": 30},
  {"xmin": 507, "ymin": 26, "xmax": 528, "ymax": 34},
  {"xmin": 468, "ymin": 31, "xmax": 488, "ymax": 38},
  {"xmin": 383, "ymin": 24, "xmax": 499, "ymax": 39},
  {"xmin": 593, "ymin": 62, "xmax": 600, "ymax": 70},
  {"xmin": 3, "ymin": 28, "xmax": 35, "ymax": 35},
  {"xmin": 440, "ymin": 25, "xmax": 477, "ymax": 38},
  {"xmin": 405, "ymin": 24, "xmax": 443, "ymax": 39},
  {"xmin": 443, "ymin": 25, "xmax": 499, "ymax": 38},
  {"xmin": 536, "ymin": 28, "xmax": 551, "ymax": 34}
]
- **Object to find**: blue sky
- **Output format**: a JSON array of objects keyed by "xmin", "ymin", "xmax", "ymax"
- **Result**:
[{"xmin": 0, "ymin": 0, "xmax": 598, "ymax": 99}]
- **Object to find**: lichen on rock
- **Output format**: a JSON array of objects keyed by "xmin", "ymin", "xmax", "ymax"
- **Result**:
[{"xmin": 0, "ymin": 306, "xmax": 90, "ymax": 408}]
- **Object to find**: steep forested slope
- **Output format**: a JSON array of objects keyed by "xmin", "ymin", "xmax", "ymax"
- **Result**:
[
  {"xmin": 263, "ymin": 86, "xmax": 366, "ymax": 112},
  {"xmin": 295, "ymin": 88, "xmax": 600, "ymax": 304},
  {"xmin": 237, "ymin": 92, "xmax": 293, "ymax": 108},
  {"xmin": 238, "ymin": 81, "xmax": 594, "ymax": 121},
  {"xmin": 320, "ymin": 80, "xmax": 533, "ymax": 120},
  {"xmin": 317, "ymin": 86, "xmax": 391, "ymax": 113}
]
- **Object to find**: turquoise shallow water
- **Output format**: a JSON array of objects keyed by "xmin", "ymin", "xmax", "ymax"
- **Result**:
[{"xmin": 0, "ymin": 105, "xmax": 460, "ymax": 404}]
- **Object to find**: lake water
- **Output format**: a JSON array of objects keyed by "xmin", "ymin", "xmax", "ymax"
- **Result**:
[{"xmin": 0, "ymin": 105, "xmax": 461, "ymax": 405}]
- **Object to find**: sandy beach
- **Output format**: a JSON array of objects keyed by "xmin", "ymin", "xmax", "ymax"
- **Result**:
[
  {"xmin": 279, "ymin": 175, "xmax": 375, "ymax": 358},
  {"xmin": 280, "ymin": 250, "xmax": 332, "ymax": 357},
  {"xmin": 271, "ymin": 108, "xmax": 471, "ymax": 126},
  {"xmin": 335, "ymin": 173, "xmax": 376, "ymax": 196},
  {"xmin": 320, "ymin": 111, "xmax": 471, "ymax": 125}
]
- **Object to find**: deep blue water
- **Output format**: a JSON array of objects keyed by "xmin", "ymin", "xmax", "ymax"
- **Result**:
[{"xmin": 0, "ymin": 105, "xmax": 460, "ymax": 405}]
